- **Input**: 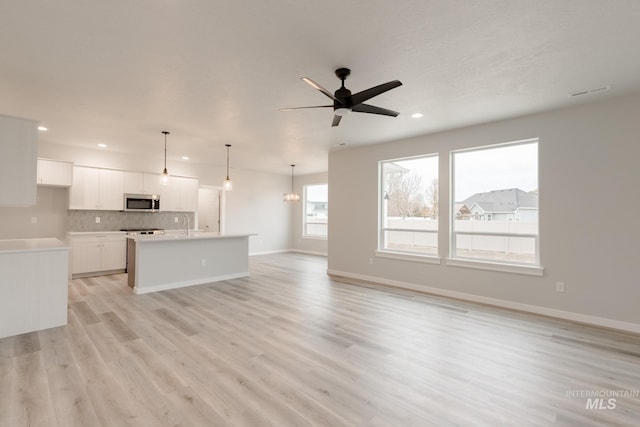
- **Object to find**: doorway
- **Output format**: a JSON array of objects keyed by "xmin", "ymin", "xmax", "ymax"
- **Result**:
[{"xmin": 197, "ymin": 186, "xmax": 225, "ymax": 232}]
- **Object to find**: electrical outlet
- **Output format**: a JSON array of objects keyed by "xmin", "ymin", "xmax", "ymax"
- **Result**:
[
  {"xmin": 174, "ymin": 217, "xmax": 179, "ymax": 223},
  {"xmin": 555, "ymin": 281, "xmax": 565, "ymax": 293},
  {"xmin": 369, "ymin": 257, "xmax": 374, "ymax": 265},
  {"xmin": 201, "ymin": 259, "xmax": 207, "ymax": 267},
  {"xmin": 95, "ymin": 217, "xmax": 100, "ymax": 224},
  {"xmin": 30, "ymin": 217, "xmax": 37, "ymax": 224}
]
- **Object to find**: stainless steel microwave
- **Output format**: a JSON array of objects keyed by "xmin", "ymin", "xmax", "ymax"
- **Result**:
[{"xmin": 124, "ymin": 193, "xmax": 160, "ymax": 212}]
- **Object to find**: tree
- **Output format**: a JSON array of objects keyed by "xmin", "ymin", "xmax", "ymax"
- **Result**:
[
  {"xmin": 424, "ymin": 178, "xmax": 439, "ymax": 219},
  {"xmin": 386, "ymin": 172, "xmax": 428, "ymax": 217}
]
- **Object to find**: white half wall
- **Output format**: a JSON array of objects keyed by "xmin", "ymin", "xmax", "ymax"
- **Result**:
[{"xmin": 328, "ymin": 92, "xmax": 640, "ymax": 329}]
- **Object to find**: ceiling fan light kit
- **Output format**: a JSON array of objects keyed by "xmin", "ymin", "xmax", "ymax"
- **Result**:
[{"xmin": 281, "ymin": 67, "xmax": 402, "ymax": 127}]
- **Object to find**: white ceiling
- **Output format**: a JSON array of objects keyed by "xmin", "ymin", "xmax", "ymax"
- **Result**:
[{"xmin": 2, "ymin": 1, "xmax": 640, "ymax": 175}]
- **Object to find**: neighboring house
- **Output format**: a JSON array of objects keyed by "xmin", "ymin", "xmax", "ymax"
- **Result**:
[
  {"xmin": 459, "ymin": 188, "xmax": 538, "ymax": 221},
  {"xmin": 455, "ymin": 203, "xmax": 471, "ymax": 219}
]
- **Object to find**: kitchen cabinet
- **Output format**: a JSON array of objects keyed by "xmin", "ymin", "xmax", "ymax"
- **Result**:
[
  {"xmin": 161, "ymin": 176, "xmax": 199, "ymax": 212},
  {"xmin": 124, "ymin": 171, "xmax": 163, "ymax": 196},
  {"xmin": 69, "ymin": 232, "xmax": 126, "ymax": 276},
  {"xmin": 37, "ymin": 158, "xmax": 73, "ymax": 186},
  {"xmin": 0, "ymin": 114, "xmax": 38, "ymax": 206},
  {"xmin": 69, "ymin": 166, "xmax": 124, "ymax": 210}
]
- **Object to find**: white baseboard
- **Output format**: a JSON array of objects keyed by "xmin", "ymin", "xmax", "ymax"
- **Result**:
[
  {"xmin": 249, "ymin": 249, "xmax": 290, "ymax": 256},
  {"xmin": 290, "ymin": 249, "xmax": 328, "ymax": 257},
  {"xmin": 327, "ymin": 269, "xmax": 640, "ymax": 334}
]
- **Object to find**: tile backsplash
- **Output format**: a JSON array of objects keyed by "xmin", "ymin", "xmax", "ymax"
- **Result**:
[{"xmin": 67, "ymin": 210, "xmax": 195, "ymax": 232}]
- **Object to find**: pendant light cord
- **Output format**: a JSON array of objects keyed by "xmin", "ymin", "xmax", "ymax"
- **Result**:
[
  {"xmin": 290, "ymin": 164, "xmax": 295, "ymax": 193},
  {"xmin": 225, "ymin": 144, "xmax": 231, "ymax": 179},
  {"xmin": 162, "ymin": 131, "xmax": 170, "ymax": 172}
]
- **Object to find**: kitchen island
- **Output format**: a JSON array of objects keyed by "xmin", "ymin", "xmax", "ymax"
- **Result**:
[
  {"xmin": 127, "ymin": 232, "xmax": 254, "ymax": 294},
  {"xmin": 0, "ymin": 238, "xmax": 69, "ymax": 338}
]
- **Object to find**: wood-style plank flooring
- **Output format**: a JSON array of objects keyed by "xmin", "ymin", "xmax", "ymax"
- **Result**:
[{"xmin": 1, "ymin": 253, "xmax": 639, "ymax": 426}]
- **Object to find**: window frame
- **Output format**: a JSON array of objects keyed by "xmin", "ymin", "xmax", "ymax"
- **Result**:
[
  {"xmin": 302, "ymin": 183, "xmax": 328, "ymax": 239},
  {"xmin": 378, "ymin": 153, "xmax": 440, "ymax": 262},
  {"xmin": 449, "ymin": 138, "xmax": 542, "ymax": 274}
]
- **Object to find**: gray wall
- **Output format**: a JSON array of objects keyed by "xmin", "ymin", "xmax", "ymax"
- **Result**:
[
  {"xmin": 328, "ymin": 92, "xmax": 640, "ymax": 329},
  {"xmin": 0, "ymin": 186, "xmax": 68, "ymax": 239}
]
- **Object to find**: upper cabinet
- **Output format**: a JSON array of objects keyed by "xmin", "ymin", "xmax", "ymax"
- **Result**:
[
  {"xmin": 70, "ymin": 166, "xmax": 198, "ymax": 212},
  {"xmin": 123, "ymin": 171, "xmax": 163, "ymax": 196},
  {"xmin": 69, "ymin": 166, "xmax": 124, "ymax": 210},
  {"xmin": 160, "ymin": 176, "xmax": 199, "ymax": 212},
  {"xmin": 37, "ymin": 159, "xmax": 73, "ymax": 187},
  {"xmin": 0, "ymin": 114, "xmax": 38, "ymax": 206}
]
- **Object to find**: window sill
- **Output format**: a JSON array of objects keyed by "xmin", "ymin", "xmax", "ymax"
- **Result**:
[
  {"xmin": 375, "ymin": 250, "xmax": 441, "ymax": 265},
  {"xmin": 301, "ymin": 235, "xmax": 327, "ymax": 241},
  {"xmin": 445, "ymin": 258, "xmax": 544, "ymax": 276}
]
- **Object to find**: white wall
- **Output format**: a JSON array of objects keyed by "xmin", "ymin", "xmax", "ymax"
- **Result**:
[
  {"xmin": 291, "ymin": 172, "xmax": 328, "ymax": 256},
  {"xmin": 37, "ymin": 142, "xmax": 292, "ymax": 254},
  {"xmin": 328, "ymin": 92, "xmax": 640, "ymax": 330}
]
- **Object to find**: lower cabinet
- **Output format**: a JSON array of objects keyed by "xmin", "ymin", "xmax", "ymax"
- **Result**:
[{"xmin": 69, "ymin": 233, "xmax": 126, "ymax": 276}]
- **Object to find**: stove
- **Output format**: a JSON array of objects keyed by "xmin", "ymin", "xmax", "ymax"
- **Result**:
[{"xmin": 120, "ymin": 228, "xmax": 165, "ymax": 235}]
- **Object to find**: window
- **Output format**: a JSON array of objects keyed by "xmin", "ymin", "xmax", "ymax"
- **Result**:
[
  {"xmin": 303, "ymin": 184, "xmax": 328, "ymax": 238},
  {"xmin": 379, "ymin": 154, "xmax": 439, "ymax": 256},
  {"xmin": 451, "ymin": 139, "xmax": 539, "ymax": 266}
]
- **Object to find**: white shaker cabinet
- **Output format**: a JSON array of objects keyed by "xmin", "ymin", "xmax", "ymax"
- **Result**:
[
  {"xmin": 0, "ymin": 114, "xmax": 38, "ymax": 206},
  {"xmin": 69, "ymin": 232, "xmax": 126, "ymax": 276},
  {"xmin": 37, "ymin": 158, "xmax": 73, "ymax": 186},
  {"xmin": 161, "ymin": 176, "xmax": 199, "ymax": 212},
  {"xmin": 69, "ymin": 166, "xmax": 124, "ymax": 210},
  {"xmin": 124, "ymin": 171, "xmax": 163, "ymax": 196}
]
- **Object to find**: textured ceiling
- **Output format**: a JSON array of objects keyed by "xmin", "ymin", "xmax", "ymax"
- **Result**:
[{"xmin": 2, "ymin": 1, "xmax": 640, "ymax": 175}]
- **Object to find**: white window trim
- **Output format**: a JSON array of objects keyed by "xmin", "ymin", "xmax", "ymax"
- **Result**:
[
  {"xmin": 450, "ymin": 138, "xmax": 540, "ymax": 269},
  {"xmin": 303, "ymin": 184, "xmax": 328, "ymax": 239},
  {"xmin": 445, "ymin": 258, "xmax": 544, "ymax": 276},
  {"xmin": 378, "ymin": 153, "xmax": 439, "ymax": 256},
  {"xmin": 375, "ymin": 250, "xmax": 441, "ymax": 265}
]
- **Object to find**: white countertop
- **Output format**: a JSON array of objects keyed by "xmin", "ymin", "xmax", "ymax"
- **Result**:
[
  {"xmin": 67, "ymin": 231, "xmax": 127, "ymax": 236},
  {"xmin": 128, "ymin": 231, "xmax": 256, "ymax": 243},
  {"xmin": 0, "ymin": 238, "xmax": 70, "ymax": 254}
]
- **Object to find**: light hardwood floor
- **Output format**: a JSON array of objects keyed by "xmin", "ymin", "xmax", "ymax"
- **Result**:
[{"xmin": 1, "ymin": 253, "xmax": 639, "ymax": 426}]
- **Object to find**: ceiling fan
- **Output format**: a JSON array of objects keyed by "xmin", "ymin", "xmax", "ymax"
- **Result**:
[{"xmin": 280, "ymin": 68, "xmax": 402, "ymax": 127}]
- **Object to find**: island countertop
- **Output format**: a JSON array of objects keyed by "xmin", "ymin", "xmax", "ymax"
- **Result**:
[{"xmin": 127, "ymin": 231, "xmax": 256, "ymax": 243}]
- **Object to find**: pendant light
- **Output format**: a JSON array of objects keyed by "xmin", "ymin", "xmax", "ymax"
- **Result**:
[
  {"xmin": 283, "ymin": 164, "xmax": 300, "ymax": 202},
  {"xmin": 223, "ymin": 144, "xmax": 233, "ymax": 191},
  {"xmin": 160, "ymin": 131, "xmax": 170, "ymax": 186}
]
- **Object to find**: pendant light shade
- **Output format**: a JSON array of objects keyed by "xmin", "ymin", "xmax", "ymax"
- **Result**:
[
  {"xmin": 223, "ymin": 144, "xmax": 233, "ymax": 191},
  {"xmin": 283, "ymin": 164, "xmax": 300, "ymax": 202},
  {"xmin": 160, "ymin": 131, "xmax": 170, "ymax": 186}
]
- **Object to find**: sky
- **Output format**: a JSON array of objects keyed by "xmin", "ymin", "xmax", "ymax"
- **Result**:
[
  {"xmin": 453, "ymin": 142, "xmax": 538, "ymax": 201},
  {"xmin": 383, "ymin": 141, "xmax": 538, "ymax": 202}
]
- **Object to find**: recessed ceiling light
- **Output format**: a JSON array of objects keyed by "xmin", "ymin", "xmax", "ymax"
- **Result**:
[
  {"xmin": 97, "ymin": 143, "xmax": 108, "ymax": 148},
  {"xmin": 411, "ymin": 113, "xmax": 424, "ymax": 119},
  {"xmin": 181, "ymin": 156, "xmax": 190, "ymax": 160},
  {"xmin": 38, "ymin": 126, "xmax": 48, "ymax": 131}
]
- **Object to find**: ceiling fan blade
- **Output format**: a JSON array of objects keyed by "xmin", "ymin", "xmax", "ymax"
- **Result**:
[
  {"xmin": 331, "ymin": 115, "xmax": 342, "ymax": 127},
  {"xmin": 352, "ymin": 103, "xmax": 400, "ymax": 117},
  {"xmin": 351, "ymin": 80, "xmax": 402, "ymax": 105},
  {"xmin": 279, "ymin": 105, "xmax": 333, "ymax": 111},
  {"xmin": 302, "ymin": 77, "xmax": 342, "ymax": 103}
]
